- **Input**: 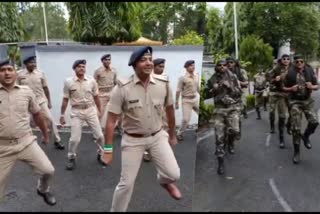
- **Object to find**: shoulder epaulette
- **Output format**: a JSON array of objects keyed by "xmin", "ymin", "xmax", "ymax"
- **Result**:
[{"xmin": 153, "ymin": 74, "xmax": 169, "ymax": 82}]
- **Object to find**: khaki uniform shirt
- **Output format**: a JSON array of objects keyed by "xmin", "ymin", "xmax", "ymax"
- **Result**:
[
  {"xmin": 63, "ymin": 75, "xmax": 99, "ymax": 107},
  {"xmin": 177, "ymin": 72, "xmax": 199, "ymax": 97},
  {"xmin": 93, "ymin": 66, "xmax": 117, "ymax": 97},
  {"xmin": 17, "ymin": 69, "xmax": 48, "ymax": 105},
  {"xmin": 107, "ymin": 73, "xmax": 173, "ymax": 135},
  {"xmin": 0, "ymin": 84, "xmax": 40, "ymax": 143}
]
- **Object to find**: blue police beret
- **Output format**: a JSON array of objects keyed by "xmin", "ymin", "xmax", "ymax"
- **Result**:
[
  {"xmin": 23, "ymin": 55, "xmax": 36, "ymax": 65},
  {"xmin": 153, "ymin": 58, "xmax": 165, "ymax": 66},
  {"xmin": 128, "ymin": 46, "xmax": 152, "ymax": 66},
  {"xmin": 72, "ymin": 59, "xmax": 86, "ymax": 70},
  {"xmin": 293, "ymin": 54, "xmax": 304, "ymax": 61},
  {"xmin": 101, "ymin": 54, "xmax": 111, "ymax": 61},
  {"xmin": 0, "ymin": 58, "xmax": 14, "ymax": 68},
  {"xmin": 184, "ymin": 60, "xmax": 195, "ymax": 68}
]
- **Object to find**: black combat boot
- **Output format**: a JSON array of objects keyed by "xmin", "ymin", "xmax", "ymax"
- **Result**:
[
  {"xmin": 292, "ymin": 143, "xmax": 300, "ymax": 164},
  {"xmin": 217, "ymin": 157, "xmax": 225, "ymax": 175},
  {"xmin": 269, "ymin": 113, "xmax": 275, "ymax": 133},
  {"xmin": 256, "ymin": 107, "xmax": 261, "ymax": 120},
  {"xmin": 286, "ymin": 116, "xmax": 292, "ymax": 135},
  {"xmin": 239, "ymin": 120, "xmax": 242, "ymax": 139},
  {"xmin": 301, "ymin": 122, "xmax": 319, "ymax": 149},
  {"xmin": 228, "ymin": 138, "xmax": 235, "ymax": 155},
  {"xmin": 278, "ymin": 118, "xmax": 285, "ymax": 149},
  {"xmin": 263, "ymin": 97, "xmax": 268, "ymax": 111},
  {"xmin": 243, "ymin": 106, "xmax": 248, "ymax": 119}
]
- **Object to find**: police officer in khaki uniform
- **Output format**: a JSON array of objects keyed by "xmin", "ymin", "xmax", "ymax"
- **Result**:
[
  {"xmin": 59, "ymin": 59, "xmax": 105, "ymax": 170},
  {"xmin": 0, "ymin": 59, "xmax": 56, "ymax": 205},
  {"xmin": 176, "ymin": 60, "xmax": 199, "ymax": 141},
  {"xmin": 143, "ymin": 58, "xmax": 168, "ymax": 162},
  {"xmin": 104, "ymin": 47, "xmax": 181, "ymax": 212},
  {"xmin": 93, "ymin": 54, "xmax": 117, "ymax": 128},
  {"xmin": 17, "ymin": 56, "xmax": 64, "ymax": 149}
]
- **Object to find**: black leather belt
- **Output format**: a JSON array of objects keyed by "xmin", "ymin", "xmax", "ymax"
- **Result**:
[{"xmin": 124, "ymin": 128, "xmax": 162, "ymax": 138}]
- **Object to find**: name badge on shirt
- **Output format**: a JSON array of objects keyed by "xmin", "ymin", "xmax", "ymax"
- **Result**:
[{"xmin": 129, "ymin": 99, "xmax": 139, "ymax": 104}]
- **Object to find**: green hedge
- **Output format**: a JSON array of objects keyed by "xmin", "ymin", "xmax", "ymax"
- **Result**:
[{"xmin": 246, "ymin": 94, "xmax": 255, "ymax": 110}]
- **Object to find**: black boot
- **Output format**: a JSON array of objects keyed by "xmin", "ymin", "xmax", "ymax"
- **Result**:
[
  {"xmin": 228, "ymin": 137, "xmax": 235, "ymax": 154},
  {"xmin": 269, "ymin": 113, "xmax": 275, "ymax": 133},
  {"xmin": 302, "ymin": 122, "xmax": 319, "ymax": 149},
  {"xmin": 243, "ymin": 106, "xmax": 248, "ymax": 119},
  {"xmin": 239, "ymin": 120, "xmax": 242, "ymax": 139},
  {"xmin": 54, "ymin": 141, "xmax": 65, "ymax": 150},
  {"xmin": 286, "ymin": 116, "xmax": 292, "ymax": 135},
  {"xmin": 292, "ymin": 143, "xmax": 300, "ymax": 164},
  {"xmin": 217, "ymin": 157, "xmax": 225, "ymax": 175},
  {"xmin": 263, "ymin": 97, "xmax": 268, "ymax": 111},
  {"xmin": 279, "ymin": 118, "xmax": 285, "ymax": 149},
  {"xmin": 256, "ymin": 107, "xmax": 261, "ymax": 120},
  {"xmin": 66, "ymin": 158, "xmax": 76, "ymax": 170}
]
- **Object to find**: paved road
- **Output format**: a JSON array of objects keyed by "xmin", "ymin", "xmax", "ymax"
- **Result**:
[
  {"xmin": 0, "ymin": 130, "xmax": 197, "ymax": 212},
  {"xmin": 193, "ymin": 91, "xmax": 320, "ymax": 212}
]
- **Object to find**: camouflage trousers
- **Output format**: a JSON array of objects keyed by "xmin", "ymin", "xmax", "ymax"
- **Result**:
[
  {"xmin": 289, "ymin": 98, "xmax": 318, "ymax": 145},
  {"xmin": 241, "ymin": 88, "xmax": 249, "ymax": 109},
  {"xmin": 213, "ymin": 103, "xmax": 242, "ymax": 158},
  {"xmin": 269, "ymin": 93, "xmax": 288, "ymax": 119},
  {"xmin": 255, "ymin": 91, "xmax": 264, "ymax": 108}
]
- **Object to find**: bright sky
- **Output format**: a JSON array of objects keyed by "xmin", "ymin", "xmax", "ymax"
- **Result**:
[{"xmin": 207, "ymin": 2, "xmax": 227, "ymax": 11}]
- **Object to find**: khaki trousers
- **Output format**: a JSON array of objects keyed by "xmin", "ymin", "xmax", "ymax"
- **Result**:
[
  {"xmin": 68, "ymin": 106, "xmax": 104, "ymax": 159},
  {"xmin": 110, "ymin": 130, "xmax": 180, "ymax": 212},
  {"xmin": 0, "ymin": 136, "xmax": 54, "ymax": 202},
  {"xmin": 178, "ymin": 97, "xmax": 199, "ymax": 135},
  {"xmin": 99, "ymin": 95, "xmax": 110, "ymax": 129},
  {"xmin": 40, "ymin": 102, "xmax": 61, "ymax": 142}
]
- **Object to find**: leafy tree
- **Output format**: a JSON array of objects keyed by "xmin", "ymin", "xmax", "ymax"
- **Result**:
[
  {"xmin": 21, "ymin": 3, "xmax": 69, "ymax": 41},
  {"xmin": 171, "ymin": 31, "xmax": 204, "ymax": 45},
  {"xmin": 208, "ymin": 2, "xmax": 320, "ymax": 58},
  {"xmin": 239, "ymin": 2, "xmax": 320, "ymax": 58},
  {"xmin": 67, "ymin": 2, "xmax": 142, "ymax": 44},
  {"xmin": 239, "ymin": 35, "xmax": 273, "ymax": 79},
  {"xmin": 205, "ymin": 7, "xmax": 223, "ymax": 54},
  {"xmin": 140, "ymin": 2, "xmax": 206, "ymax": 44},
  {"xmin": 0, "ymin": 2, "xmax": 24, "ymax": 42}
]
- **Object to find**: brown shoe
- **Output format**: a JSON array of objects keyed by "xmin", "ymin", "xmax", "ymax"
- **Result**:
[{"xmin": 160, "ymin": 183, "xmax": 182, "ymax": 200}]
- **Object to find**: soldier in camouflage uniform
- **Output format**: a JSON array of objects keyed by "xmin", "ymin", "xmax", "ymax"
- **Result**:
[
  {"xmin": 267, "ymin": 54, "xmax": 293, "ymax": 148},
  {"xmin": 283, "ymin": 55, "xmax": 319, "ymax": 164},
  {"xmin": 226, "ymin": 58, "xmax": 249, "ymax": 119},
  {"xmin": 263, "ymin": 60, "xmax": 279, "ymax": 112},
  {"xmin": 225, "ymin": 57, "xmax": 248, "ymax": 153},
  {"xmin": 206, "ymin": 60, "xmax": 242, "ymax": 175},
  {"xmin": 253, "ymin": 70, "xmax": 268, "ymax": 120}
]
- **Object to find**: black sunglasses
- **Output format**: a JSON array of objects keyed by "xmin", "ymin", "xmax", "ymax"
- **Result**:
[
  {"xmin": 281, "ymin": 57, "xmax": 290, "ymax": 61},
  {"xmin": 217, "ymin": 64, "xmax": 226, "ymax": 67},
  {"xmin": 295, "ymin": 60, "xmax": 304, "ymax": 64}
]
